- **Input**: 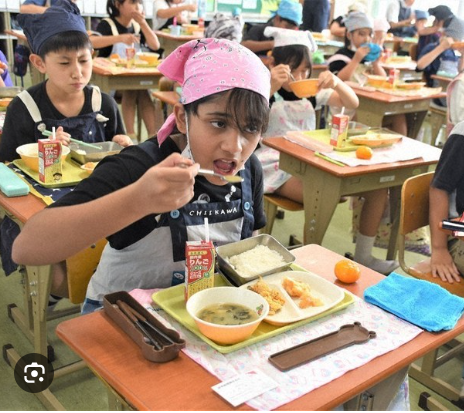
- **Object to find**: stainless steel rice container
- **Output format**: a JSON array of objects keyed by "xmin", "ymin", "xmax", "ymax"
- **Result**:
[
  {"xmin": 216, "ymin": 234, "xmax": 295, "ymax": 286},
  {"xmin": 70, "ymin": 141, "xmax": 123, "ymax": 164}
]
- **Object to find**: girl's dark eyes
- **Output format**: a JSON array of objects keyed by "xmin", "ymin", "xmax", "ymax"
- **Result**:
[
  {"xmin": 211, "ymin": 120, "xmax": 227, "ymax": 128},
  {"xmin": 244, "ymin": 126, "xmax": 259, "ymax": 134}
]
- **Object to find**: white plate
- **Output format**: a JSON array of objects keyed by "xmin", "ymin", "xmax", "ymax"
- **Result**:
[
  {"xmin": 240, "ymin": 271, "xmax": 345, "ymax": 326},
  {"xmin": 349, "ymin": 133, "xmax": 402, "ymax": 147}
]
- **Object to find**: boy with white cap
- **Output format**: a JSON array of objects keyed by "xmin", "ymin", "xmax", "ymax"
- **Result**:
[
  {"xmin": 241, "ymin": 0, "xmax": 302, "ymax": 57},
  {"xmin": 12, "ymin": 38, "xmax": 272, "ymax": 313}
]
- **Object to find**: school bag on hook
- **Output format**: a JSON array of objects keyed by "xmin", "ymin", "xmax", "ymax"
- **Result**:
[{"xmin": 13, "ymin": 44, "xmax": 30, "ymax": 87}]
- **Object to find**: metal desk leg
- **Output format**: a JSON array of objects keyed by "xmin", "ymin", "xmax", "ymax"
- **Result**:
[
  {"xmin": 301, "ymin": 169, "xmax": 343, "ymax": 245},
  {"xmin": 344, "ymin": 367, "xmax": 409, "ymax": 410}
]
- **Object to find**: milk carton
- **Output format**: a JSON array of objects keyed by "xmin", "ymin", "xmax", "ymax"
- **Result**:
[
  {"xmin": 38, "ymin": 139, "xmax": 62, "ymax": 184},
  {"xmin": 185, "ymin": 240, "xmax": 215, "ymax": 301},
  {"xmin": 330, "ymin": 114, "xmax": 349, "ymax": 148}
]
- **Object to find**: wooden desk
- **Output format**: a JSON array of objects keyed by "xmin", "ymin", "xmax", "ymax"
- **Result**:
[
  {"xmin": 381, "ymin": 62, "xmax": 423, "ymax": 81},
  {"xmin": 154, "ymin": 30, "xmax": 203, "ymax": 57},
  {"xmin": 353, "ymin": 88, "xmax": 446, "ymax": 139},
  {"xmin": 384, "ymin": 36, "xmax": 418, "ymax": 55},
  {"xmin": 263, "ymin": 137, "xmax": 441, "ymax": 258},
  {"xmin": 90, "ymin": 62, "xmax": 163, "ymax": 94},
  {"xmin": 56, "ymin": 244, "xmax": 464, "ymax": 410},
  {"xmin": 0, "ymin": 191, "xmax": 85, "ymax": 410},
  {"xmin": 431, "ymin": 74, "xmax": 454, "ymax": 91},
  {"xmin": 315, "ymin": 40, "xmax": 344, "ymax": 57}
]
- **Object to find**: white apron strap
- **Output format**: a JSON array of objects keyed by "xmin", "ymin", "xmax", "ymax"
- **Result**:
[
  {"xmin": 90, "ymin": 85, "xmax": 102, "ymax": 112},
  {"xmin": 17, "ymin": 90, "xmax": 42, "ymax": 123},
  {"xmin": 102, "ymin": 17, "xmax": 141, "ymax": 36}
]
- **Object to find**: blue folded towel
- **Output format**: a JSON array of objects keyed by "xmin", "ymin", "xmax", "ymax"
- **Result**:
[
  {"xmin": 364, "ymin": 272, "xmax": 464, "ymax": 332},
  {"xmin": 361, "ymin": 42, "xmax": 382, "ymax": 62}
]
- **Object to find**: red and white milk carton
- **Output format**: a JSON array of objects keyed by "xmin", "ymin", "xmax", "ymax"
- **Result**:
[
  {"xmin": 38, "ymin": 138, "xmax": 62, "ymax": 184},
  {"xmin": 185, "ymin": 240, "xmax": 215, "ymax": 301},
  {"xmin": 330, "ymin": 113, "xmax": 350, "ymax": 148},
  {"xmin": 388, "ymin": 68, "xmax": 400, "ymax": 87}
]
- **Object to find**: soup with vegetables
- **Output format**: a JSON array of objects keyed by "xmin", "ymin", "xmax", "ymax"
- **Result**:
[{"xmin": 197, "ymin": 303, "xmax": 259, "ymax": 325}]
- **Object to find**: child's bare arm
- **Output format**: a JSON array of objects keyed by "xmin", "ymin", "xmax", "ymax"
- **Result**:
[
  {"xmin": 371, "ymin": 58, "xmax": 387, "ymax": 77},
  {"xmin": 90, "ymin": 33, "xmax": 140, "ymax": 49},
  {"xmin": 132, "ymin": 12, "xmax": 161, "ymax": 51},
  {"xmin": 336, "ymin": 45, "xmax": 370, "ymax": 81},
  {"xmin": 12, "ymin": 153, "xmax": 199, "ymax": 266},
  {"xmin": 112, "ymin": 134, "xmax": 134, "ymax": 147},
  {"xmin": 429, "ymin": 186, "xmax": 461, "ymax": 283},
  {"xmin": 321, "ymin": 71, "xmax": 359, "ymax": 109},
  {"xmin": 270, "ymin": 64, "xmax": 290, "ymax": 96},
  {"xmin": 417, "ymin": 37, "xmax": 453, "ymax": 70}
]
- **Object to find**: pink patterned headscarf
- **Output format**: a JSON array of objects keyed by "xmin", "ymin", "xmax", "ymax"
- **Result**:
[{"xmin": 157, "ymin": 38, "xmax": 271, "ymax": 145}]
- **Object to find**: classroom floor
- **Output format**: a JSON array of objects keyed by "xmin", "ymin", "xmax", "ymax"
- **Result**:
[
  {"xmin": 1, "ymin": 73, "xmax": 462, "ymax": 410},
  {"xmin": 1, "ymin": 200, "xmax": 463, "ymax": 410}
]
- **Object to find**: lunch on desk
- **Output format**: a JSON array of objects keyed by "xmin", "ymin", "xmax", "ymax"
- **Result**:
[
  {"xmin": 241, "ymin": 271, "xmax": 345, "ymax": 327},
  {"xmin": 16, "ymin": 142, "xmax": 70, "ymax": 172},
  {"xmin": 395, "ymin": 81, "xmax": 425, "ymax": 90},
  {"xmin": 216, "ymin": 234, "xmax": 295, "ymax": 285},
  {"xmin": 186, "ymin": 286, "xmax": 269, "ymax": 345},
  {"xmin": 80, "ymin": 162, "xmax": 98, "ymax": 175},
  {"xmin": 349, "ymin": 132, "xmax": 402, "ymax": 147}
]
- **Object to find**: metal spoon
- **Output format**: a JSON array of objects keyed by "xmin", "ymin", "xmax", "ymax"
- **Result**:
[{"xmin": 197, "ymin": 168, "xmax": 244, "ymax": 183}]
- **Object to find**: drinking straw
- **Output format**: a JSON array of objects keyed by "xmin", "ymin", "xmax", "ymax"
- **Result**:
[
  {"xmin": 52, "ymin": 126, "xmax": 56, "ymax": 140},
  {"xmin": 340, "ymin": 107, "xmax": 345, "ymax": 115},
  {"xmin": 204, "ymin": 217, "xmax": 209, "ymax": 242}
]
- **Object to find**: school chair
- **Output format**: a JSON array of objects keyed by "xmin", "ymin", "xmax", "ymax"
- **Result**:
[
  {"xmin": 428, "ymin": 105, "xmax": 447, "ymax": 147},
  {"xmin": 409, "ymin": 43, "xmax": 418, "ymax": 62},
  {"xmin": 398, "ymin": 171, "xmax": 464, "ymax": 410},
  {"xmin": 66, "ymin": 239, "xmax": 107, "ymax": 305},
  {"xmin": 152, "ymin": 90, "xmax": 179, "ymax": 121},
  {"xmin": 3, "ymin": 239, "xmax": 107, "ymax": 409},
  {"xmin": 262, "ymin": 194, "xmax": 304, "ymax": 247}
]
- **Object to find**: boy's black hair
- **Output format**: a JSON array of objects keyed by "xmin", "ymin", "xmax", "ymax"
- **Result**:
[
  {"xmin": 107, "ymin": 0, "xmax": 143, "ymax": 18},
  {"xmin": 184, "ymin": 88, "xmax": 270, "ymax": 135},
  {"xmin": 38, "ymin": 30, "xmax": 92, "ymax": 59},
  {"xmin": 272, "ymin": 44, "xmax": 312, "ymax": 77}
]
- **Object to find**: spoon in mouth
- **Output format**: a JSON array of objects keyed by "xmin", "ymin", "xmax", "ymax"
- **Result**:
[{"xmin": 197, "ymin": 168, "xmax": 244, "ymax": 183}]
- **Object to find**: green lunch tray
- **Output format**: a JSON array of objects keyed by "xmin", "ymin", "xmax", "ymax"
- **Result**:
[
  {"xmin": 152, "ymin": 264, "xmax": 355, "ymax": 354},
  {"xmin": 13, "ymin": 158, "xmax": 88, "ymax": 188},
  {"xmin": 300, "ymin": 129, "xmax": 398, "ymax": 152}
]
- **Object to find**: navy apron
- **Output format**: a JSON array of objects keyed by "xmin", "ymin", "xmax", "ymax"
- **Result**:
[{"xmin": 18, "ymin": 86, "xmax": 108, "ymax": 143}]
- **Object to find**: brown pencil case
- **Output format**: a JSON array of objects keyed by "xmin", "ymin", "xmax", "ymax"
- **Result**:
[{"xmin": 103, "ymin": 291, "xmax": 185, "ymax": 363}]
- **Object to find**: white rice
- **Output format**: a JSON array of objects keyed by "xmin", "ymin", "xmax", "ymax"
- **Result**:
[{"xmin": 226, "ymin": 245, "xmax": 286, "ymax": 278}]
